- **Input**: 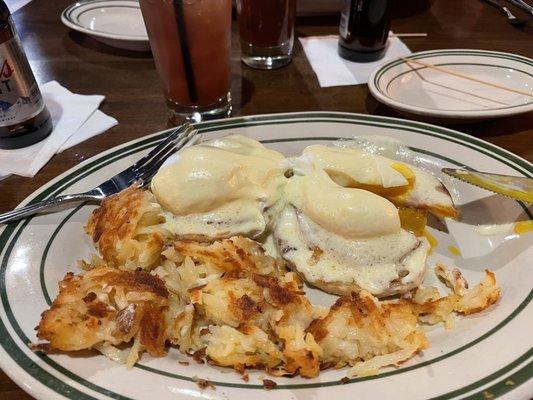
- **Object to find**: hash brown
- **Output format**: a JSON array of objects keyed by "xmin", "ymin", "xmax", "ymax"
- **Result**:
[{"xmin": 37, "ymin": 187, "xmax": 501, "ymax": 378}]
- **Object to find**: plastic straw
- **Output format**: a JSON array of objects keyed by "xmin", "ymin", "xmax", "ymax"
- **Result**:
[{"xmin": 173, "ymin": 0, "xmax": 198, "ymax": 103}]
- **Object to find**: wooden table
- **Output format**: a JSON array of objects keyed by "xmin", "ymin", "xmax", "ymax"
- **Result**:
[{"xmin": 0, "ymin": 0, "xmax": 532, "ymax": 398}]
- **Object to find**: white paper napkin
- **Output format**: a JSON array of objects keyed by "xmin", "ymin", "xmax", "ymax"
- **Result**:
[
  {"xmin": 6, "ymin": 0, "xmax": 33, "ymax": 13},
  {"xmin": 299, "ymin": 34, "xmax": 412, "ymax": 87},
  {"xmin": 58, "ymin": 110, "xmax": 117, "ymax": 152},
  {"xmin": 0, "ymin": 81, "xmax": 117, "ymax": 178}
]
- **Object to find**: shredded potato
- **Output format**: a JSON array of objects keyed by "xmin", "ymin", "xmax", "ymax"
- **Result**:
[
  {"xmin": 36, "ymin": 187, "xmax": 501, "ymax": 379},
  {"xmin": 85, "ymin": 186, "xmax": 170, "ymax": 270},
  {"xmin": 37, "ymin": 267, "xmax": 170, "ymax": 356}
]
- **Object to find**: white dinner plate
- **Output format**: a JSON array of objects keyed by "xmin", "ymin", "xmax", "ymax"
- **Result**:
[
  {"xmin": 61, "ymin": 0, "xmax": 150, "ymax": 51},
  {"xmin": 368, "ymin": 49, "xmax": 533, "ymax": 121},
  {"xmin": 0, "ymin": 112, "xmax": 532, "ymax": 400}
]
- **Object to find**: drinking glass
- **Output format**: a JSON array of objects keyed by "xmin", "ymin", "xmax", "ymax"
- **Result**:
[
  {"xmin": 139, "ymin": 0, "xmax": 232, "ymax": 124},
  {"xmin": 236, "ymin": 0, "xmax": 296, "ymax": 69}
]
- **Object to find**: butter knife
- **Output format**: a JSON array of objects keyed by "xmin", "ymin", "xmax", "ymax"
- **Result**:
[{"xmin": 442, "ymin": 168, "xmax": 533, "ymax": 203}]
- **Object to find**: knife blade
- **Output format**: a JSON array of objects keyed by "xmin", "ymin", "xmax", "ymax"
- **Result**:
[{"xmin": 442, "ymin": 168, "xmax": 533, "ymax": 203}]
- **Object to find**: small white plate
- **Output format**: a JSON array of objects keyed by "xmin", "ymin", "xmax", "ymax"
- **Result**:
[
  {"xmin": 368, "ymin": 49, "xmax": 533, "ymax": 121},
  {"xmin": 61, "ymin": 0, "xmax": 150, "ymax": 51},
  {"xmin": 0, "ymin": 112, "xmax": 532, "ymax": 400}
]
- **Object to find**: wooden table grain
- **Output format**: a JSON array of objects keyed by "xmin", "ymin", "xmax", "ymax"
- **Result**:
[{"xmin": 0, "ymin": 0, "xmax": 531, "ymax": 398}]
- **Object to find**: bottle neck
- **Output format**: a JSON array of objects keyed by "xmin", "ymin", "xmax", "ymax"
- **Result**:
[
  {"xmin": 0, "ymin": 0, "xmax": 16, "ymax": 44},
  {"xmin": 0, "ymin": 0, "xmax": 10, "ymax": 28},
  {"xmin": 0, "ymin": 20, "xmax": 13, "ymax": 45},
  {"xmin": 0, "ymin": 0, "xmax": 13, "ymax": 46}
]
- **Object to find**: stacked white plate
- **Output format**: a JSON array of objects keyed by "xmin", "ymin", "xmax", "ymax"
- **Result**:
[
  {"xmin": 369, "ymin": 49, "xmax": 533, "ymax": 122},
  {"xmin": 61, "ymin": 0, "xmax": 150, "ymax": 51}
]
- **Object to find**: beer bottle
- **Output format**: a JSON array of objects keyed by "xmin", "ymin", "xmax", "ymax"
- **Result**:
[
  {"xmin": 0, "ymin": 0, "xmax": 52, "ymax": 149},
  {"xmin": 338, "ymin": 0, "xmax": 391, "ymax": 62}
]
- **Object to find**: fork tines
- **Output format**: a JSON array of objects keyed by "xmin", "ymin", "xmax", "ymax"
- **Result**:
[{"xmin": 134, "ymin": 123, "xmax": 199, "ymax": 186}]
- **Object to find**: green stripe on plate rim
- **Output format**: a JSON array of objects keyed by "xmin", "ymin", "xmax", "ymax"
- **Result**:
[
  {"xmin": 373, "ymin": 50, "xmax": 533, "ymax": 109},
  {"xmin": 461, "ymin": 357, "xmax": 533, "ymax": 400},
  {"xmin": 69, "ymin": 7, "xmax": 146, "ymax": 38},
  {"xmin": 66, "ymin": 5, "xmax": 142, "ymax": 20},
  {"xmin": 374, "ymin": 51, "xmax": 533, "ymax": 86},
  {"xmin": 63, "ymin": 0, "xmax": 141, "ymax": 19},
  {"xmin": 0, "ymin": 112, "xmax": 531, "ymax": 399},
  {"xmin": 379, "ymin": 62, "xmax": 532, "ymax": 112},
  {"xmin": 62, "ymin": 0, "xmax": 145, "ymax": 38},
  {"xmin": 429, "ymin": 349, "xmax": 533, "ymax": 400},
  {"xmin": 374, "ymin": 50, "xmax": 533, "ymax": 84}
]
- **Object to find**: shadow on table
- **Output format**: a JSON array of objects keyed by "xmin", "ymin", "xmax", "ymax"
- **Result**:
[
  {"xmin": 296, "ymin": 15, "xmax": 340, "ymax": 27},
  {"xmin": 295, "ymin": 0, "xmax": 431, "ymax": 25},
  {"xmin": 364, "ymin": 92, "xmax": 533, "ymax": 138},
  {"xmin": 236, "ymin": 57, "xmax": 322, "ymax": 114},
  {"xmin": 238, "ymin": 75, "xmax": 255, "ymax": 108},
  {"xmin": 66, "ymin": 31, "xmax": 153, "ymax": 59},
  {"xmin": 390, "ymin": 0, "xmax": 431, "ymax": 19},
  {"xmin": 449, "ymin": 117, "xmax": 533, "ymax": 138}
]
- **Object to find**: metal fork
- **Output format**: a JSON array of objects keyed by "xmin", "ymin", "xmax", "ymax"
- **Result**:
[
  {"xmin": 482, "ymin": 0, "xmax": 525, "ymax": 25},
  {"xmin": 0, "ymin": 123, "xmax": 199, "ymax": 225}
]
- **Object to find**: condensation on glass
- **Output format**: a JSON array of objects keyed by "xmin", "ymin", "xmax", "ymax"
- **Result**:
[
  {"xmin": 237, "ymin": 0, "xmax": 296, "ymax": 70},
  {"xmin": 139, "ymin": 0, "xmax": 232, "ymax": 124}
]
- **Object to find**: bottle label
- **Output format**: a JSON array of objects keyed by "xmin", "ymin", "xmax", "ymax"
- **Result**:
[
  {"xmin": 0, "ymin": 36, "xmax": 45, "ymax": 127},
  {"xmin": 340, "ymin": 0, "xmax": 365, "ymax": 39}
]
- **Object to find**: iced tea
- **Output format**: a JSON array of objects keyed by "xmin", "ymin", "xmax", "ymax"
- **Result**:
[
  {"xmin": 237, "ymin": 0, "xmax": 295, "ymax": 69},
  {"xmin": 139, "ymin": 0, "xmax": 232, "ymax": 123}
]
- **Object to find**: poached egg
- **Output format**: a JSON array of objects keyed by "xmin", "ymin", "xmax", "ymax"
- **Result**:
[
  {"xmin": 274, "ymin": 173, "xmax": 429, "ymax": 297},
  {"xmin": 292, "ymin": 145, "xmax": 457, "ymax": 219},
  {"xmin": 151, "ymin": 135, "xmax": 287, "ymax": 239}
]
